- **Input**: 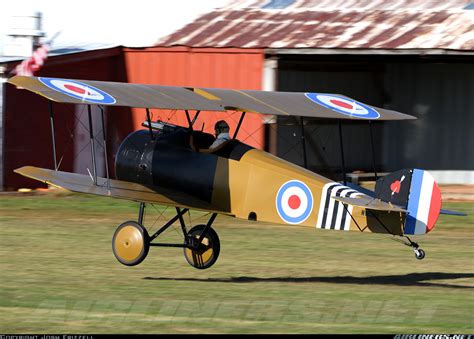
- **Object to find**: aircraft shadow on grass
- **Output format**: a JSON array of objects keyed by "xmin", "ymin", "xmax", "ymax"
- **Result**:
[{"xmin": 144, "ymin": 272, "xmax": 474, "ymax": 289}]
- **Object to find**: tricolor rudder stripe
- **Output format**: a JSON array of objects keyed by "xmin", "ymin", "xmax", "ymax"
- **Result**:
[
  {"xmin": 316, "ymin": 183, "xmax": 362, "ymax": 231},
  {"xmin": 404, "ymin": 169, "xmax": 442, "ymax": 235}
]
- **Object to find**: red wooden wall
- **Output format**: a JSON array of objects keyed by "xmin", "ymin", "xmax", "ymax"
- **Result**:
[{"xmin": 3, "ymin": 46, "xmax": 265, "ymax": 189}]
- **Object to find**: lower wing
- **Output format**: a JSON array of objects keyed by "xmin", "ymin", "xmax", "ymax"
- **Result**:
[{"xmin": 14, "ymin": 166, "xmax": 231, "ymax": 215}]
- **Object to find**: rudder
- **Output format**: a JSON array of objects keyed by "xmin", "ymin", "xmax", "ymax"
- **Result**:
[{"xmin": 375, "ymin": 169, "xmax": 442, "ymax": 235}]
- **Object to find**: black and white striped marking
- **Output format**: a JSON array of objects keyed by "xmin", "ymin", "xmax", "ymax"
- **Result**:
[{"xmin": 316, "ymin": 183, "xmax": 362, "ymax": 231}]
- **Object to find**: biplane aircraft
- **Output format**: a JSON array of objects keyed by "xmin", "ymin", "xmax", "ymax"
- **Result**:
[{"xmin": 7, "ymin": 75, "xmax": 466, "ymax": 269}]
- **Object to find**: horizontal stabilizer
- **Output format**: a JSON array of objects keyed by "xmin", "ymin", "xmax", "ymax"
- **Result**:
[
  {"xmin": 345, "ymin": 182, "xmax": 376, "ymax": 198},
  {"xmin": 14, "ymin": 166, "xmax": 230, "ymax": 215},
  {"xmin": 440, "ymin": 209, "xmax": 467, "ymax": 216},
  {"xmin": 332, "ymin": 195, "xmax": 407, "ymax": 213}
]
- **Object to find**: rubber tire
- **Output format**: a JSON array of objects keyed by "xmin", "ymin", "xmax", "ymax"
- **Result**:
[
  {"xmin": 184, "ymin": 225, "xmax": 220, "ymax": 270},
  {"xmin": 112, "ymin": 221, "xmax": 150, "ymax": 266},
  {"xmin": 415, "ymin": 248, "xmax": 425, "ymax": 260}
]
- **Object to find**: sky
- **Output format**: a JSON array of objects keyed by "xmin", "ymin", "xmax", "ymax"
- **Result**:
[{"xmin": 1, "ymin": 0, "xmax": 231, "ymax": 52}]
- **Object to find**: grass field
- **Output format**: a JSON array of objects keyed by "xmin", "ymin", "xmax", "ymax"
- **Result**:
[{"xmin": 0, "ymin": 191, "xmax": 473, "ymax": 334}]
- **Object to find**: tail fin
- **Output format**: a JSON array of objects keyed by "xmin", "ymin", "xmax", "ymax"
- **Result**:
[{"xmin": 375, "ymin": 169, "xmax": 442, "ymax": 235}]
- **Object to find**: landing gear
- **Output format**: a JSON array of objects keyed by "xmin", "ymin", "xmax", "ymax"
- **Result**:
[
  {"xmin": 112, "ymin": 221, "xmax": 150, "ymax": 266},
  {"xmin": 406, "ymin": 237, "xmax": 426, "ymax": 260},
  {"xmin": 393, "ymin": 236, "xmax": 426, "ymax": 260},
  {"xmin": 414, "ymin": 247, "xmax": 425, "ymax": 260},
  {"xmin": 111, "ymin": 203, "xmax": 220, "ymax": 269},
  {"xmin": 184, "ymin": 224, "xmax": 220, "ymax": 269}
]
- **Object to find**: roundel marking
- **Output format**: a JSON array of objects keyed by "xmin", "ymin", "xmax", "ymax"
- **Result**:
[
  {"xmin": 305, "ymin": 93, "xmax": 380, "ymax": 119},
  {"xmin": 64, "ymin": 84, "xmax": 92, "ymax": 95},
  {"xmin": 330, "ymin": 99, "xmax": 352, "ymax": 110},
  {"xmin": 38, "ymin": 77, "xmax": 116, "ymax": 104},
  {"xmin": 288, "ymin": 195, "xmax": 301, "ymax": 209},
  {"xmin": 276, "ymin": 180, "xmax": 313, "ymax": 224}
]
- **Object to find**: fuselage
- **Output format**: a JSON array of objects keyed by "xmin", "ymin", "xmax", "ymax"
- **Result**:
[{"xmin": 115, "ymin": 129, "xmax": 405, "ymax": 235}]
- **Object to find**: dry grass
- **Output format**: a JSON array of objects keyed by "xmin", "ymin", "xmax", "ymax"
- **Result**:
[{"xmin": 0, "ymin": 192, "xmax": 473, "ymax": 334}]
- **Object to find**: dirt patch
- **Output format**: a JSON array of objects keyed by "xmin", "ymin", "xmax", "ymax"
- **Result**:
[{"xmin": 439, "ymin": 185, "xmax": 474, "ymax": 202}]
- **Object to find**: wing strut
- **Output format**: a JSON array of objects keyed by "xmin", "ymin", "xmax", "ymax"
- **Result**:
[
  {"xmin": 368, "ymin": 120, "xmax": 378, "ymax": 181},
  {"xmin": 99, "ymin": 105, "xmax": 110, "ymax": 189},
  {"xmin": 300, "ymin": 117, "xmax": 308, "ymax": 169},
  {"xmin": 338, "ymin": 120, "xmax": 347, "ymax": 185},
  {"xmin": 184, "ymin": 110, "xmax": 201, "ymax": 130},
  {"xmin": 145, "ymin": 108, "xmax": 154, "ymax": 140},
  {"xmin": 191, "ymin": 110, "xmax": 200, "ymax": 126},
  {"xmin": 87, "ymin": 105, "xmax": 98, "ymax": 185},
  {"xmin": 233, "ymin": 111, "xmax": 246, "ymax": 139},
  {"xmin": 185, "ymin": 110, "xmax": 193, "ymax": 130},
  {"xmin": 48, "ymin": 101, "xmax": 58, "ymax": 170}
]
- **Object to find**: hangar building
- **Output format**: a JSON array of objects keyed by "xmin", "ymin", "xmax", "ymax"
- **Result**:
[{"xmin": 1, "ymin": 0, "xmax": 473, "ymax": 189}]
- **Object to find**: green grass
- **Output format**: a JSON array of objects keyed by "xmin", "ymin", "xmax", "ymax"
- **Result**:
[{"xmin": 0, "ymin": 192, "xmax": 473, "ymax": 334}]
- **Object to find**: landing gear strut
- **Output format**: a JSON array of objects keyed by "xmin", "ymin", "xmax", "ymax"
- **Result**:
[
  {"xmin": 111, "ymin": 203, "xmax": 221, "ymax": 269},
  {"xmin": 393, "ymin": 236, "xmax": 426, "ymax": 260},
  {"xmin": 406, "ymin": 236, "xmax": 426, "ymax": 260},
  {"xmin": 393, "ymin": 235, "xmax": 426, "ymax": 260}
]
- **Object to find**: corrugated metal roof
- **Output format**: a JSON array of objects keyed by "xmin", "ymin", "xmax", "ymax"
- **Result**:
[
  {"xmin": 218, "ymin": 0, "xmax": 470, "ymax": 11},
  {"xmin": 157, "ymin": 0, "xmax": 474, "ymax": 51}
]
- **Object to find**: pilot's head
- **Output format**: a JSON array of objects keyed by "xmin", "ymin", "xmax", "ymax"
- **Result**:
[{"xmin": 214, "ymin": 120, "xmax": 229, "ymax": 136}]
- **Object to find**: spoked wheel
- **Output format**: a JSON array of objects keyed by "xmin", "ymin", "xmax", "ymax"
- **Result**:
[
  {"xmin": 112, "ymin": 221, "xmax": 150, "ymax": 266},
  {"xmin": 184, "ymin": 224, "xmax": 220, "ymax": 269}
]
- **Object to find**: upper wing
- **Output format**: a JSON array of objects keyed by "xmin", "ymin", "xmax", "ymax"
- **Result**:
[
  {"xmin": 8, "ymin": 76, "xmax": 416, "ymax": 121},
  {"xmin": 192, "ymin": 88, "xmax": 416, "ymax": 121},
  {"xmin": 7, "ymin": 76, "xmax": 224, "ymax": 112},
  {"xmin": 15, "ymin": 166, "xmax": 231, "ymax": 215}
]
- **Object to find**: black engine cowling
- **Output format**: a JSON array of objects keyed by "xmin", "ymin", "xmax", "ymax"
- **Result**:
[
  {"xmin": 115, "ymin": 129, "xmax": 219, "ymax": 202},
  {"xmin": 115, "ymin": 129, "xmax": 253, "ymax": 203},
  {"xmin": 115, "ymin": 130, "xmax": 156, "ymax": 186}
]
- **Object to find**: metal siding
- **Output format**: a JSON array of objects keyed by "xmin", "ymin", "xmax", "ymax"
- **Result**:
[
  {"xmin": 277, "ymin": 60, "xmax": 386, "ymax": 179},
  {"xmin": 4, "ymin": 86, "xmax": 63, "ymax": 190},
  {"xmin": 0, "ymin": 81, "xmax": 4, "ymax": 190},
  {"xmin": 382, "ymin": 62, "xmax": 474, "ymax": 171},
  {"xmin": 3, "ymin": 50, "xmax": 130, "ymax": 189},
  {"xmin": 277, "ymin": 57, "xmax": 474, "ymax": 179},
  {"xmin": 5, "ymin": 47, "xmax": 265, "ymax": 189},
  {"xmin": 124, "ymin": 48, "xmax": 265, "ymax": 149}
]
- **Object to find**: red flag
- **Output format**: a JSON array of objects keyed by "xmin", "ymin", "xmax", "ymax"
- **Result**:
[{"xmin": 14, "ymin": 42, "xmax": 50, "ymax": 76}]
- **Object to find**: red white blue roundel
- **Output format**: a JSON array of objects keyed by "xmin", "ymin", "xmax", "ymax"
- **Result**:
[
  {"xmin": 39, "ymin": 77, "xmax": 116, "ymax": 104},
  {"xmin": 276, "ymin": 180, "xmax": 313, "ymax": 224},
  {"xmin": 305, "ymin": 93, "xmax": 380, "ymax": 119}
]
